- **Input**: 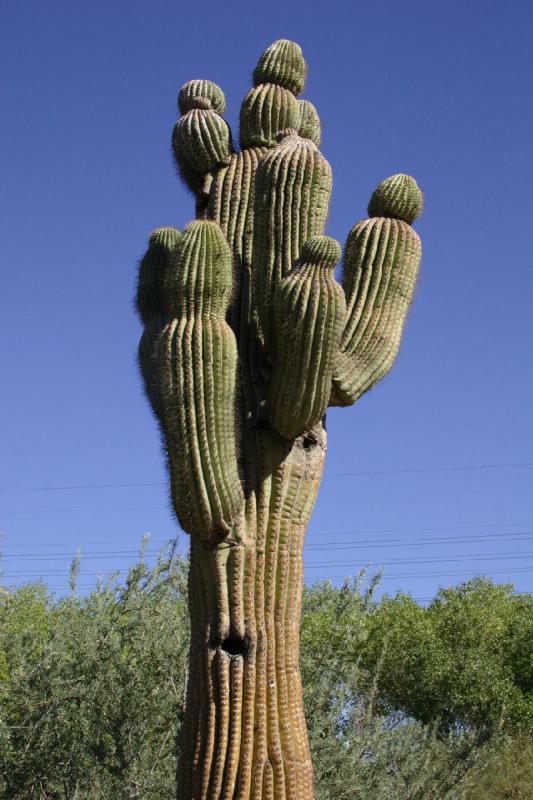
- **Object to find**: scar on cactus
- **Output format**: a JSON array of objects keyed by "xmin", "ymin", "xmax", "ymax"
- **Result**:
[{"xmin": 136, "ymin": 38, "xmax": 423, "ymax": 800}]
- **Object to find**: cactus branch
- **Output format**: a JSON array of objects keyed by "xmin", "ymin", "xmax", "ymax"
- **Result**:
[
  {"xmin": 331, "ymin": 174, "xmax": 423, "ymax": 406},
  {"xmin": 268, "ymin": 236, "xmax": 346, "ymax": 439}
]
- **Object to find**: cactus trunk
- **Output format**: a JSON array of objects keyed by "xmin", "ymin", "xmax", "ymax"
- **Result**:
[
  {"xmin": 179, "ymin": 427, "xmax": 324, "ymax": 800},
  {"xmin": 136, "ymin": 38, "xmax": 424, "ymax": 800}
]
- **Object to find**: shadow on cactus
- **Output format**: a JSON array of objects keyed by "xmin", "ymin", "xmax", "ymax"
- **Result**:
[{"xmin": 136, "ymin": 38, "xmax": 424, "ymax": 800}]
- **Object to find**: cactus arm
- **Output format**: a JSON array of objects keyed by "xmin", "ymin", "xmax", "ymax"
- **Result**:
[
  {"xmin": 253, "ymin": 132, "xmax": 332, "ymax": 352},
  {"xmin": 331, "ymin": 174, "xmax": 423, "ymax": 406},
  {"xmin": 172, "ymin": 80, "xmax": 234, "ymax": 202},
  {"xmin": 136, "ymin": 226, "xmax": 181, "ymax": 420},
  {"xmin": 267, "ymin": 236, "xmax": 346, "ymax": 439},
  {"xmin": 157, "ymin": 220, "xmax": 244, "ymax": 543}
]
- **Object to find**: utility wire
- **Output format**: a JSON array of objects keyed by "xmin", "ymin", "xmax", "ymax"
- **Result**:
[
  {"xmin": 321, "ymin": 565, "xmax": 533, "ymax": 581},
  {"xmin": 2, "ymin": 484, "xmax": 530, "ymax": 512},
  {"xmin": 5, "ymin": 550, "xmax": 533, "ymax": 577},
  {"xmin": 1, "ymin": 461, "xmax": 531, "ymax": 492},
  {"xmin": 2, "ymin": 531, "xmax": 533, "ymax": 560},
  {"xmin": 2, "ymin": 520, "xmax": 530, "ymax": 548},
  {"xmin": 6, "ymin": 566, "xmax": 533, "ymax": 585},
  {"xmin": 304, "ymin": 551, "xmax": 533, "ymax": 568}
]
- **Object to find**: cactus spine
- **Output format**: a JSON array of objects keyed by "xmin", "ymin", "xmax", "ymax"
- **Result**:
[{"xmin": 136, "ymin": 39, "xmax": 424, "ymax": 800}]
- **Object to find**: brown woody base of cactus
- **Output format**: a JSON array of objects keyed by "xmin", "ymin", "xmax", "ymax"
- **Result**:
[{"xmin": 177, "ymin": 426, "xmax": 326, "ymax": 800}]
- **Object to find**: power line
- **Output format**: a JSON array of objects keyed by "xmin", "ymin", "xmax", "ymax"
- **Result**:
[
  {"xmin": 0, "ymin": 577, "xmax": 443, "ymax": 603},
  {"xmin": 321, "ymin": 566, "xmax": 533, "ymax": 581},
  {"xmin": 2, "ymin": 520, "xmax": 530, "ymax": 548},
  {"xmin": 0, "ymin": 461, "xmax": 531, "ymax": 492},
  {"xmin": 325, "ymin": 462, "xmax": 533, "ymax": 477},
  {"xmin": 306, "ymin": 531, "xmax": 533, "ymax": 550},
  {"xmin": 5, "ymin": 549, "xmax": 533, "ymax": 577},
  {"xmin": 2, "ymin": 485, "xmax": 529, "ymax": 515},
  {"xmin": 304, "ymin": 551, "xmax": 533, "ymax": 568},
  {"xmin": 2, "ymin": 530, "xmax": 533, "ymax": 560},
  {"xmin": 0, "ymin": 482, "xmax": 164, "ymax": 493},
  {"xmin": 5, "ymin": 565, "xmax": 533, "ymax": 585}
]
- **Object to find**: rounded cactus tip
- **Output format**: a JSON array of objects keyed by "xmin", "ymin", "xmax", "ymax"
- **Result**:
[
  {"xmin": 183, "ymin": 218, "xmax": 222, "ymax": 239},
  {"xmin": 253, "ymin": 39, "xmax": 307, "ymax": 96},
  {"xmin": 148, "ymin": 226, "xmax": 180, "ymax": 249},
  {"xmin": 178, "ymin": 79, "xmax": 226, "ymax": 115},
  {"xmin": 367, "ymin": 173, "xmax": 423, "ymax": 224},
  {"xmin": 300, "ymin": 236, "xmax": 341, "ymax": 268},
  {"xmin": 298, "ymin": 99, "xmax": 321, "ymax": 146},
  {"xmin": 182, "ymin": 219, "xmax": 229, "ymax": 254}
]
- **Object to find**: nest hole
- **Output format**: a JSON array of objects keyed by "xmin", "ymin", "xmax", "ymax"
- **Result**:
[
  {"xmin": 221, "ymin": 633, "xmax": 250, "ymax": 657},
  {"xmin": 302, "ymin": 433, "xmax": 317, "ymax": 450}
]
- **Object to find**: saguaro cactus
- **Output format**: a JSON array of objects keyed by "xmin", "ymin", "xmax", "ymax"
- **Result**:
[{"xmin": 136, "ymin": 39, "xmax": 423, "ymax": 800}]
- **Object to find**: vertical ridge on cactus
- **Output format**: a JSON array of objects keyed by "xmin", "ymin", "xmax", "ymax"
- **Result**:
[{"xmin": 136, "ymin": 38, "xmax": 424, "ymax": 800}]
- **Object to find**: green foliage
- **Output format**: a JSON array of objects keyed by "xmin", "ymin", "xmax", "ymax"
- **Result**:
[
  {"xmin": 361, "ymin": 577, "xmax": 533, "ymax": 734},
  {"xmin": 301, "ymin": 575, "xmax": 493, "ymax": 800},
  {"xmin": 1, "ymin": 560, "xmax": 531, "ymax": 799},
  {"xmin": 465, "ymin": 736, "xmax": 533, "ymax": 799},
  {"xmin": 0, "ymin": 544, "xmax": 189, "ymax": 798}
]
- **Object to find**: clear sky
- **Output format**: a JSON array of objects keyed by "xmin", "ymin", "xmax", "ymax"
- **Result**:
[{"xmin": 1, "ymin": 0, "xmax": 532, "ymax": 601}]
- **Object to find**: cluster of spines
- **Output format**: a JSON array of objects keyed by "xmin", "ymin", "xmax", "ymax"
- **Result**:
[
  {"xmin": 332, "ymin": 174, "xmax": 423, "ymax": 405},
  {"xmin": 268, "ymin": 236, "xmax": 346, "ymax": 439}
]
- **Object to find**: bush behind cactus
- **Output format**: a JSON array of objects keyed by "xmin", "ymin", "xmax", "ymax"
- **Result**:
[{"xmin": 3, "ymin": 551, "xmax": 531, "ymax": 799}]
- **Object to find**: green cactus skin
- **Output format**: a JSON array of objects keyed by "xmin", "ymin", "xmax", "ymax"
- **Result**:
[
  {"xmin": 140, "ymin": 221, "xmax": 244, "ymax": 543},
  {"xmin": 253, "ymin": 131, "xmax": 332, "ymax": 350},
  {"xmin": 268, "ymin": 236, "xmax": 346, "ymax": 439},
  {"xmin": 331, "ymin": 176, "xmax": 423, "ymax": 406},
  {"xmin": 178, "ymin": 79, "xmax": 226, "ymax": 116},
  {"xmin": 239, "ymin": 84, "xmax": 301, "ymax": 149},
  {"xmin": 253, "ymin": 39, "xmax": 307, "ymax": 96},
  {"xmin": 368, "ymin": 172, "xmax": 423, "ymax": 224},
  {"xmin": 137, "ymin": 40, "xmax": 424, "ymax": 800},
  {"xmin": 136, "ymin": 227, "xmax": 180, "ymax": 419},
  {"xmin": 297, "ymin": 99, "xmax": 321, "ymax": 146},
  {"xmin": 172, "ymin": 80, "xmax": 232, "ymax": 197}
]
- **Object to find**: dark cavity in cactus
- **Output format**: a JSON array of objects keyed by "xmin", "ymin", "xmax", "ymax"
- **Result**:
[{"xmin": 136, "ymin": 37, "xmax": 424, "ymax": 800}]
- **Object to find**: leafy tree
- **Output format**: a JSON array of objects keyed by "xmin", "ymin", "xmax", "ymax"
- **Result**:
[
  {"xmin": 360, "ymin": 578, "xmax": 533, "ymax": 734},
  {"xmin": 300, "ymin": 575, "xmax": 493, "ymax": 800}
]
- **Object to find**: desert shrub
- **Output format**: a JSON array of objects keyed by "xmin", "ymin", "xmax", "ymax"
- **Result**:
[
  {"xmin": 0, "ymin": 540, "xmax": 189, "ymax": 798},
  {"xmin": 1, "ymin": 552, "xmax": 527, "ymax": 798}
]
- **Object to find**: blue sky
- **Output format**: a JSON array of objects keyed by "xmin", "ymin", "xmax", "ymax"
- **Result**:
[{"xmin": 1, "ymin": 0, "xmax": 532, "ymax": 601}]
